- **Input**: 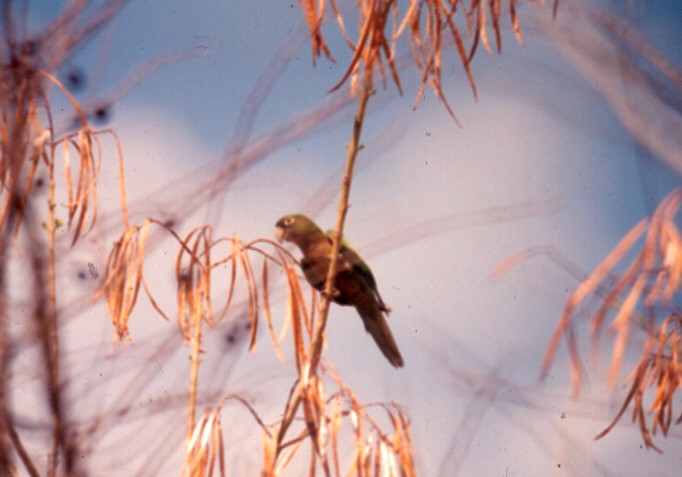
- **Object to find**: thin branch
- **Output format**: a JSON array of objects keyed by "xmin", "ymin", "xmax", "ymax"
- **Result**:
[
  {"xmin": 4, "ymin": 412, "xmax": 41, "ymax": 477},
  {"xmin": 312, "ymin": 67, "xmax": 374, "ymax": 374},
  {"xmin": 269, "ymin": 61, "xmax": 375, "ymax": 477}
]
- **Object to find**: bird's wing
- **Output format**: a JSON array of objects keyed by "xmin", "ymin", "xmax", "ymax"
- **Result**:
[{"xmin": 327, "ymin": 230, "xmax": 390, "ymax": 313}]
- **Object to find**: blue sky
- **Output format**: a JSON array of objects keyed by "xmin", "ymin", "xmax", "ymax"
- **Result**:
[{"xmin": 15, "ymin": 0, "xmax": 682, "ymax": 475}]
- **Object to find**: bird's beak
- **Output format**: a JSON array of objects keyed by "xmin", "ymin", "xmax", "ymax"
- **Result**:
[{"xmin": 275, "ymin": 226, "xmax": 286, "ymax": 243}]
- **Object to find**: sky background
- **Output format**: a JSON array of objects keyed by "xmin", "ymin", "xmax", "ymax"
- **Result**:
[{"xmin": 11, "ymin": 0, "xmax": 682, "ymax": 475}]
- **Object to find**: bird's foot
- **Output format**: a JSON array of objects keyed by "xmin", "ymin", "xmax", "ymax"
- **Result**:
[{"xmin": 321, "ymin": 288, "xmax": 341, "ymax": 300}]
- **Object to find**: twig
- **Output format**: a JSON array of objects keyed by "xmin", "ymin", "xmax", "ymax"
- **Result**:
[
  {"xmin": 0, "ymin": 233, "xmax": 12, "ymax": 477},
  {"xmin": 269, "ymin": 64, "xmax": 375, "ymax": 475},
  {"xmin": 45, "ymin": 125, "xmax": 63, "ymax": 477},
  {"xmin": 4, "ymin": 412, "xmax": 41, "ymax": 477},
  {"xmin": 311, "ymin": 68, "xmax": 374, "ymax": 374},
  {"xmin": 187, "ymin": 301, "xmax": 203, "ymax": 442}
]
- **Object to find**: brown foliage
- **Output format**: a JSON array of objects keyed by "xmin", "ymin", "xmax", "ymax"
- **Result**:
[
  {"xmin": 299, "ymin": 0, "xmax": 528, "ymax": 121},
  {"xmin": 96, "ymin": 216, "xmax": 417, "ymax": 475},
  {"xmin": 1, "ymin": 0, "xmax": 571, "ymax": 473},
  {"xmin": 539, "ymin": 188, "xmax": 682, "ymax": 449},
  {"xmin": 1, "ymin": 9, "xmax": 124, "ymax": 473},
  {"xmin": 1, "ymin": 2, "xmax": 419, "ymax": 473},
  {"xmin": 594, "ymin": 315, "xmax": 682, "ymax": 453}
]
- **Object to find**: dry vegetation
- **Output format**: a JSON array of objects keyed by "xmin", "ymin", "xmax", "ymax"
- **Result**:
[
  {"xmin": 1, "ymin": 0, "xmax": 679, "ymax": 476},
  {"xmin": 495, "ymin": 186, "xmax": 682, "ymax": 451},
  {"xmin": 0, "ymin": 1, "xmax": 525, "ymax": 475},
  {"xmin": 1, "ymin": 3, "xmax": 125, "ymax": 474},
  {"xmin": 493, "ymin": 1, "xmax": 682, "ymax": 451},
  {"xmin": 538, "ymin": 188, "xmax": 682, "ymax": 452}
]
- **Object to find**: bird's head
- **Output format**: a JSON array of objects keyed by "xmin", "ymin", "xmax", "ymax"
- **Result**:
[{"xmin": 275, "ymin": 214, "xmax": 324, "ymax": 249}]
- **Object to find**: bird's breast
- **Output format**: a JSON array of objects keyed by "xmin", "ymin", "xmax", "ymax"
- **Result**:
[{"xmin": 301, "ymin": 257, "xmax": 331, "ymax": 291}]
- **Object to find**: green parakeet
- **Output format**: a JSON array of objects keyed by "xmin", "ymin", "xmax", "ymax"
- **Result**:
[{"xmin": 275, "ymin": 214, "xmax": 404, "ymax": 368}]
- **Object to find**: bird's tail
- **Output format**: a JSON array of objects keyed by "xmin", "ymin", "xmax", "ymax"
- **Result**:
[{"xmin": 356, "ymin": 295, "xmax": 404, "ymax": 368}]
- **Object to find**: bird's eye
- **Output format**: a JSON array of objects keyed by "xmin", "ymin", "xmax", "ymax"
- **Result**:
[{"xmin": 283, "ymin": 216, "xmax": 296, "ymax": 226}]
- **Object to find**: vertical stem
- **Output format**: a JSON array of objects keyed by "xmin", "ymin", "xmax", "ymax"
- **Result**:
[
  {"xmin": 187, "ymin": 301, "xmax": 203, "ymax": 441},
  {"xmin": 6, "ymin": 75, "xmax": 73, "ymax": 474},
  {"xmin": 4, "ymin": 415, "xmax": 41, "ymax": 477},
  {"xmin": 269, "ymin": 67, "xmax": 374, "ymax": 474},
  {"xmin": 310, "ymin": 67, "xmax": 374, "ymax": 374},
  {"xmin": 0, "ymin": 233, "xmax": 12, "ymax": 477},
  {"xmin": 46, "ymin": 142, "xmax": 62, "ymax": 477},
  {"xmin": 1, "ymin": 48, "xmax": 48, "ymax": 475}
]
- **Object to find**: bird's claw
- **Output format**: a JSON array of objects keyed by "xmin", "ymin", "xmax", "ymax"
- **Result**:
[{"xmin": 321, "ymin": 288, "xmax": 341, "ymax": 300}]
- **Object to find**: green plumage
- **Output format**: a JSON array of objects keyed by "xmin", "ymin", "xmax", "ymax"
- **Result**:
[{"xmin": 275, "ymin": 214, "xmax": 404, "ymax": 368}]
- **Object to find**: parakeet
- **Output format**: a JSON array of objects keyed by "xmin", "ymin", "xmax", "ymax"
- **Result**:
[{"xmin": 275, "ymin": 214, "xmax": 404, "ymax": 368}]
